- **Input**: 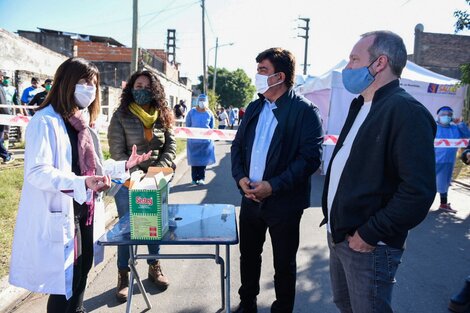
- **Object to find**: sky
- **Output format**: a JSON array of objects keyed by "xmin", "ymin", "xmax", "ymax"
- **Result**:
[{"xmin": 1, "ymin": 0, "xmax": 469, "ymax": 84}]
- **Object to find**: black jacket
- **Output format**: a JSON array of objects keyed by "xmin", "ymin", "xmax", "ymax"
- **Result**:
[
  {"xmin": 462, "ymin": 143, "xmax": 470, "ymax": 165},
  {"xmin": 0, "ymin": 87, "xmax": 8, "ymax": 133},
  {"xmin": 29, "ymin": 91, "xmax": 47, "ymax": 107},
  {"xmin": 321, "ymin": 80, "xmax": 437, "ymax": 249},
  {"xmin": 231, "ymin": 89, "xmax": 323, "ymax": 217}
]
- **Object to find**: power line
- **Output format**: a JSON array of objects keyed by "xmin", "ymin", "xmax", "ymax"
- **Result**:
[
  {"xmin": 140, "ymin": 0, "xmax": 182, "ymax": 29},
  {"xmin": 141, "ymin": 0, "xmax": 200, "ymax": 30},
  {"xmin": 204, "ymin": 5, "xmax": 217, "ymax": 37},
  {"xmin": 67, "ymin": 1, "xmax": 197, "ymax": 33}
]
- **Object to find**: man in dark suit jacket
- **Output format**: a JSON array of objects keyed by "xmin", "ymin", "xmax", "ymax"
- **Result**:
[{"xmin": 231, "ymin": 48, "xmax": 323, "ymax": 313}]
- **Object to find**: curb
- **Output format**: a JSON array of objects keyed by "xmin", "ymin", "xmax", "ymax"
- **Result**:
[
  {"xmin": 0, "ymin": 151, "xmax": 187, "ymax": 313},
  {"xmin": 453, "ymin": 179, "xmax": 470, "ymax": 189}
]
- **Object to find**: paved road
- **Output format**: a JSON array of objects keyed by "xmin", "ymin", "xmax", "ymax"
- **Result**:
[{"xmin": 7, "ymin": 141, "xmax": 470, "ymax": 313}]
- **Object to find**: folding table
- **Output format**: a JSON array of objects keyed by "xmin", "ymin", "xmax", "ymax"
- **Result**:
[{"xmin": 98, "ymin": 203, "xmax": 238, "ymax": 313}]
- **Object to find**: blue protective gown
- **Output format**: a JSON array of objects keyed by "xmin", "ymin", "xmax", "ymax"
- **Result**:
[
  {"xmin": 185, "ymin": 108, "xmax": 216, "ymax": 166},
  {"xmin": 435, "ymin": 122, "xmax": 470, "ymax": 193},
  {"xmin": 229, "ymin": 109, "xmax": 236, "ymax": 126}
]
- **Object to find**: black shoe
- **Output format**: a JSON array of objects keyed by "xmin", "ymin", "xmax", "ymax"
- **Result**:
[
  {"xmin": 232, "ymin": 302, "xmax": 257, "ymax": 313},
  {"xmin": 449, "ymin": 280, "xmax": 470, "ymax": 312}
]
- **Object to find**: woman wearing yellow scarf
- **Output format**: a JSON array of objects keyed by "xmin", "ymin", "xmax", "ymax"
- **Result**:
[{"xmin": 107, "ymin": 70, "xmax": 176, "ymax": 302}]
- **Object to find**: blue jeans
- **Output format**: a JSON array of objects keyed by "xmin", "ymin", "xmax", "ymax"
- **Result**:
[
  {"xmin": 327, "ymin": 233, "xmax": 403, "ymax": 313},
  {"xmin": 114, "ymin": 186, "xmax": 160, "ymax": 270}
]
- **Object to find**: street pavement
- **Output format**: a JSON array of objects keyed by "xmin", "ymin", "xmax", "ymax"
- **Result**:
[{"xmin": 5, "ymin": 140, "xmax": 470, "ymax": 313}]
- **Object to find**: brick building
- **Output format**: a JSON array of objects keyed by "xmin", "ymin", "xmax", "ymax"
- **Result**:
[
  {"xmin": 18, "ymin": 28, "xmax": 192, "ymax": 107},
  {"xmin": 409, "ymin": 24, "xmax": 470, "ymax": 120},
  {"xmin": 409, "ymin": 24, "xmax": 470, "ymax": 80}
]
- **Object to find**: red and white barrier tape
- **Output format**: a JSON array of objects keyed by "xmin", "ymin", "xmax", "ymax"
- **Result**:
[
  {"xmin": 0, "ymin": 104, "xmax": 39, "ymax": 109},
  {"xmin": 0, "ymin": 114, "xmax": 468, "ymax": 148},
  {"xmin": 174, "ymin": 127, "xmax": 237, "ymax": 141}
]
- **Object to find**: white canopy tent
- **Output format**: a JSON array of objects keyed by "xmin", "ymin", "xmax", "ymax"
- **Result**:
[{"xmin": 296, "ymin": 60, "xmax": 467, "ymax": 173}]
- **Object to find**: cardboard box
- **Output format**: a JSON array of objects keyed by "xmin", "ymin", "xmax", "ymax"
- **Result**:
[{"xmin": 129, "ymin": 167, "xmax": 173, "ymax": 240}]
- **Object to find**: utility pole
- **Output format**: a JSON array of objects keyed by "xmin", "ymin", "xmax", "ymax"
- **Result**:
[
  {"xmin": 210, "ymin": 38, "xmax": 234, "ymax": 92},
  {"xmin": 131, "ymin": 0, "xmax": 139, "ymax": 74},
  {"xmin": 298, "ymin": 17, "xmax": 310, "ymax": 75},
  {"xmin": 167, "ymin": 29, "xmax": 176, "ymax": 63},
  {"xmin": 201, "ymin": 0, "xmax": 207, "ymax": 94},
  {"xmin": 212, "ymin": 37, "xmax": 218, "ymax": 92}
]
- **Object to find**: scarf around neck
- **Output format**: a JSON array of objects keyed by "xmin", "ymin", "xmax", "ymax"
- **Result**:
[
  {"xmin": 129, "ymin": 102, "xmax": 159, "ymax": 128},
  {"xmin": 67, "ymin": 110, "xmax": 97, "ymax": 227}
]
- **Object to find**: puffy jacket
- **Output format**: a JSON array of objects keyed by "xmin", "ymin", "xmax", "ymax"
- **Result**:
[{"xmin": 108, "ymin": 106, "xmax": 176, "ymax": 172}]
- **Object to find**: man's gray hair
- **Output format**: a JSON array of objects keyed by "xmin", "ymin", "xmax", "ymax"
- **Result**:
[{"xmin": 361, "ymin": 31, "xmax": 407, "ymax": 77}]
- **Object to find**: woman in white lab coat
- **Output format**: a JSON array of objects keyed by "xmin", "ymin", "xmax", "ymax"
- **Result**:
[{"xmin": 8, "ymin": 58, "xmax": 150, "ymax": 313}]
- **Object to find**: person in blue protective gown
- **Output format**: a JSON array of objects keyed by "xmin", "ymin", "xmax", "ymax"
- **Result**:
[
  {"xmin": 185, "ymin": 94, "xmax": 216, "ymax": 185},
  {"xmin": 434, "ymin": 106, "xmax": 470, "ymax": 213}
]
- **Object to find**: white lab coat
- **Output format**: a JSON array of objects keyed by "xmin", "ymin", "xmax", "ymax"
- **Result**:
[{"xmin": 9, "ymin": 105, "xmax": 126, "ymax": 299}]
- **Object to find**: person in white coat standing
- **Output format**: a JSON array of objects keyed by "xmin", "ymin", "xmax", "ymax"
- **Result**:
[{"xmin": 9, "ymin": 58, "xmax": 150, "ymax": 313}]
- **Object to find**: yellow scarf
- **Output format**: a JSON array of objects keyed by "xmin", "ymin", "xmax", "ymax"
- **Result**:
[{"xmin": 129, "ymin": 102, "xmax": 159, "ymax": 128}]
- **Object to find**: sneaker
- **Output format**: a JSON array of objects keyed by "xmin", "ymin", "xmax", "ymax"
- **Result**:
[
  {"xmin": 439, "ymin": 203, "xmax": 457, "ymax": 213},
  {"xmin": 196, "ymin": 179, "xmax": 205, "ymax": 185},
  {"xmin": 2, "ymin": 155, "xmax": 14, "ymax": 164},
  {"xmin": 191, "ymin": 180, "xmax": 198, "ymax": 185}
]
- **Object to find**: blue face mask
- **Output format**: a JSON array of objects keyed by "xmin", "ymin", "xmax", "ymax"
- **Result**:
[
  {"xmin": 342, "ymin": 58, "xmax": 378, "ymax": 94},
  {"xmin": 438, "ymin": 116, "xmax": 452, "ymax": 125},
  {"xmin": 132, "ymin": 89, "xmax": 153, "ymax": 106}
]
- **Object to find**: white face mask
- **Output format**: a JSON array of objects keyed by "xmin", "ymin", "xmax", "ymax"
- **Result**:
[
  {"xmin": 255, "ymin": 73, "xmax": 283, "ymax": 94},
  {"xmin": 198, "ymin": 101, "xmax": 208, "ymax": 109},
  {"xmin": 74, "ymin": 84, "xmax": 96, "ymax": 109}
]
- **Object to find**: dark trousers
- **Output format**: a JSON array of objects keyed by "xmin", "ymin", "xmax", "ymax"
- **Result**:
[
  {"xmin": 191, "ymin": 166, "xmax": 206, "ymax": 181},
  {"xmin": 0, "ymin": 130, "xmax": 9, "ymax": 160},
  {"xmin": 238, "ymin": 197, "xmax": 302, "ymax": 313},
  {"xmin": 47, "ymin": 209, "xmax": 94, "ymax": 313}
]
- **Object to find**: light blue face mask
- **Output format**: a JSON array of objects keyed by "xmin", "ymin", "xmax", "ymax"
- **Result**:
[
  {"xmin": 438, "ymin": 115, "xmax": 452, "ymax": 125},
  {"xmin": 342, "ymin": 58, "xmax": 379, "ymax": 94}
]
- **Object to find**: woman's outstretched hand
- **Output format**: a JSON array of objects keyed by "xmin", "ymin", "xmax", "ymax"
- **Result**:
[
  {"xmin": 85, "ymin": 175, "xmax": 111, "ymax": 192},
  {"xmin": 126, "ymin": 144, "xmax": 152, "ymax": 169}
]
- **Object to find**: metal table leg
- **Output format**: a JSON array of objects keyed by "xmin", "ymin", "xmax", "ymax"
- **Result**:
[
  {"xmin": 215, "ymin": 245, "xmax": 225, "ymax": 309},
  {"xmin": 225, "ymin": 244, "xmax": 231, "ymax": 313},
  {"xmin": 126, "ymin": 245, "xmax": 152, "ymax": 313}
]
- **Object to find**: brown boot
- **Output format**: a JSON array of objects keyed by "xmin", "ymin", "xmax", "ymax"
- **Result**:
[
  {"xmin": 116, "ymin": 269, "xmax": 129, "ymax": 303},
  {"xmin": 148, "ymin": 261, "xmax": 169, "ymax": 289}
]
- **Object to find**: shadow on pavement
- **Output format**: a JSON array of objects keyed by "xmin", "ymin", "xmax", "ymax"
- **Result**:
[
  {"xmin": 295, "ymin": 244, "xmax": 335, "ymax": 312},
  {"xmin": 394, "ymin": 207, "xmax": 470, "ymax": 313}
]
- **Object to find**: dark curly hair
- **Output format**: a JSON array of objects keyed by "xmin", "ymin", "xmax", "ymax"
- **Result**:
[{"xmin": 119, "ymin": 70, "xmax": 174, "ymax": 129}]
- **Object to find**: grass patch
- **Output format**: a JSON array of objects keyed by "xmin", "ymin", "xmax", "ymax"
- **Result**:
[
  {"xmin": 453, "ymin": 149, "xmax": 470, "ymax": 183},
  {"xmin": 0, "ymin": 167, "xmax": 23, "ymax": 279},
  {"xmin": 175, "ymin": 138, "xmax": 186, "ymax": 156},
  {"xmin": 0, "ymin": 136, "xmax": 186, "ymax": 280}
]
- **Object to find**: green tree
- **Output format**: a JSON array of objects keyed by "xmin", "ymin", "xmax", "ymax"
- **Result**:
[
  {"xmin": 206, "ymin": 89, "xmax": 219, "ymax": 116},
  {"xmin": 454, "ymin": 0, "xmax": 470, "ymax": 84},
  {"xmin": 198, "ymin": 67, "xmax": 256, "ymax": 108}
]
